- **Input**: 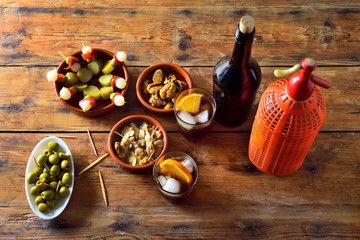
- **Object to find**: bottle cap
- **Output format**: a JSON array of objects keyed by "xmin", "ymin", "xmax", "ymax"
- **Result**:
[{"xmin": 239, "ymin": 16, "xmax": 255, "ymax": 34}]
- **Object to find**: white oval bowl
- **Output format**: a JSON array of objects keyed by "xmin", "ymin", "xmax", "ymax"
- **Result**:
[{"xmin": 25, "ymin": 136, "xmax": 74, "ymax": 220}]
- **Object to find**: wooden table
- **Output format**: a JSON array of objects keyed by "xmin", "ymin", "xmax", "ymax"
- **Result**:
[{"xmin": 1, "ymin": 0, "xmax": 359, "ymax": 239}]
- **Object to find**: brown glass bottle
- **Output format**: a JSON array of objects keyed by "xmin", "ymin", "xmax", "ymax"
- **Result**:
[{"xmin": 213, "ymin": 16, "xmax": 261, "ymax": 126}]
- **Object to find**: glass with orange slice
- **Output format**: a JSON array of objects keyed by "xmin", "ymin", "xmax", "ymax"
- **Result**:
[
  {"xmin": 153, "ymin": 151, "xmax": 199, "ymax": 200},
  {"xmin": 174, "ymin": 88, "xmax": 216, "ymax": 140}
]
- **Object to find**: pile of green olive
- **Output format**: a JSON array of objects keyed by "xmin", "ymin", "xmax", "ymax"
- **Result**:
[{"xmin": 26, "ymin": 141, "xmax": 72, "ymax": 214}]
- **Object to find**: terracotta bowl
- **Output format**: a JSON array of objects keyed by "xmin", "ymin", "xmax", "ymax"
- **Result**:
[
  {"xmin": 136, "ymin": 62, "xmax": 192, "ymax": 114},
  {"xmin": 108, "ymin": 115, "xmax": 168, "ymax": 172},
  {"xmin": 54, "ymin": 48, "xmax": 129, "ymax": 117}
]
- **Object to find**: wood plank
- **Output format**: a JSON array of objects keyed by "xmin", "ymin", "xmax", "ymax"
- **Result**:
[
  {"xmin": 0, "ymin": 1, "xmax": 359, "ymax": 66},
  {"xmin": 0, "ymin": 132, "xmax": 359, "ymax": 239},
  {"xmin": 0, "ymin": 66, "xmax": 359, "ymax": 131}
]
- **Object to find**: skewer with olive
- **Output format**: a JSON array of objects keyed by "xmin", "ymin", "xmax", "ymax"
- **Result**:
[{"xmin": 26, "ymin": 141, "xmax": 72, "ymax": 213}]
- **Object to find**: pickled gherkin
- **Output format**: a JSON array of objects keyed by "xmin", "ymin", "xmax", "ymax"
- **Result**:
[
  {"xmin": 99, "ymin": 74, "xmax": 113, "ymax": 87},
  {"xmin": 83, "ymin": 85, "xmax": 100, "ymax": 100},
  {"xmin": 102, "ymin": 60, "xmax": 116, "ymax": 74},
  {"xmin": 87, "ymin": 59, "xmax": 103, "ymax": 75},
  {"xmin": 99, "ymin": 86, "xmax": 114, "ymax": 100},
  {"xmin": 73, "ymin": 83, "xmax": 88, "ymax": 92},
  {"xmin": 77, "ymin": 68, "xmax": 93, "ymax": 83}
]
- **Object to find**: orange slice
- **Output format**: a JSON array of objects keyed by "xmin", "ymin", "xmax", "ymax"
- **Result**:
[
  {"xmin": 176, "ymin": 93, "xmax": 202, "ymax": 114},
  {"xmin": 159, "ymin": 159, "xmax": 193, "ymax": 188}
]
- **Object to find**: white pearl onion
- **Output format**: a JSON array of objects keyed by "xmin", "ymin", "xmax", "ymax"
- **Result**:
[
  {"xmin": 59, "ymin": 87, "xmax": 71, "ymax": 100},
  {"xmin": 46, "ymin": 68, "xmax": 58, "ymax": 82},
  {"xmin": 114, "ymin": 95, "xmax": 125, "ymax": 106},
  {"xmin": 82, "ymin": 46, "xmax": 92, "ymax": 54},
  {"xmin": 116, "ymin": 51, "xmax": 127, "ymax": 62},
  {"xmin": 116, "ymin": 77, "xmax": 127, "ymax": 89}
]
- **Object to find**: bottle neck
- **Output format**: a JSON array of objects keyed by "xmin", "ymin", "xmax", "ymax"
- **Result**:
[{"xmin": 230, "ymin": 25, "xmax": 255, "ymax": 67}]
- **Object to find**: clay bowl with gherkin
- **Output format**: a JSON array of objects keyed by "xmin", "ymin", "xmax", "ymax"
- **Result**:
[{"xmin": 53, "ymin": 48, "xmax": 129, "ymax": 117}]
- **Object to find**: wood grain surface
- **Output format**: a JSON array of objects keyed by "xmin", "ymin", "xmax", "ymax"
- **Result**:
[{"xmin": 0, "ymin": 0, "xmax": 359, "ymax": 239}]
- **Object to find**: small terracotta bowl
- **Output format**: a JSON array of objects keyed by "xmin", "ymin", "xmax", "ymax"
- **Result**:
[
  {"xmin": 108, "ymin": 115, "xmax": 168, "ymax": 172},
  {"xmin": 136, "ymin": 62, "xmax": 192, "ymax": 114},
  {"xmin": 54, "ymin": 48, "xmax": 129, "ymax": 117}
]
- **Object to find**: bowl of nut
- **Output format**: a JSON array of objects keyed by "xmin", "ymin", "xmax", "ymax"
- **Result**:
[
  {"xmin": 136, "ymin": 62, "xmax": 193, "ymax": 114},
  {"xmin": 48, "ymin": 46, "xmax": 129, "ymax": 117},
  {"xmin": 108, "ymin": 115, "xmax": 168, "ymax": 172}
]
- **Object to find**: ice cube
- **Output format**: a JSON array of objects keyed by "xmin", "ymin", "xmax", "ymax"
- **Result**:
[
  {"xmin": 162, "ymin": 178, "xmax": 181, "ymax": 193},
  {"xmin": 195, "ymin": 110, "xmax": 209, "ymax": 124},
  {"xmin": 181, "ymin": 159, "xmax": 194, "ymax": 173},
  {"xmin": 178, "ymin": 110, "xmax": 196, "ymax": 124}
]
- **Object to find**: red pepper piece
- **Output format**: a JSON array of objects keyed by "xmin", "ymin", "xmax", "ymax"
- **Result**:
[
  {"xmin": 81, "ymin": 49, "xmax": 98, "ymax": 62},
  {"xmin": 56, "ymin": 74, "xmax": 65, "ymax": 82},
  {"xmin": 64, "ymin": 56, "xmax": 79, "ymax": 70}
]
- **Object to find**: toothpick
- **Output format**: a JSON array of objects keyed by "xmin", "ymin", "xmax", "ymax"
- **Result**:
[
  {"xmin": 147, "ymin": 126, "xmax": 158, "ymax": 159},
  {"xmin": 81, "ymin": 41, "xmax": 86, "ymax": 47},
  {"xmin": 99, "ymin": 171, "xmax": 108, "ymax": 207},
  {"xmin": 78, "ymin": 153, "xmax": 109, "ymax": 175},
  {"xmin": 56, "ymin": 180, "xmax": 61, "ymax": 192},
  {"xmin": 87, "ymin": 129, "xmax": 98, "ymax": 157},
  {"xmin": 148, "ymin": 152, "xmax": 154, "ymax": 161},
  {"xmin": 58, "ymin": 51, "xmax": 67, "ymax": 60},
  {"xmin": 114, "ymin": 131, "xmax": 130, "ymax": 141},
  {"xmin": 39, "ymin": 181, "xmax": 49, "ymax": 186},
  {"xmin": 56, "ymin": 96, "xmax": 63, "ymax": 100},
  {"xmin": 34, "ymin": 156, "xmax": 39, "ymax": 167},
  {"xmin": 44, "ymin": 163, "xmax": 50, "ymax": 172},
  {"xmin": 150, "ymin": 126, "xmax": 158, "ymax": 142}
]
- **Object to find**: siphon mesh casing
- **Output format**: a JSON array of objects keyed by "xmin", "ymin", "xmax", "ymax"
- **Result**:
[{"xmin": 248, "ymin": 77, "xmax": 326, "ymax": 176}]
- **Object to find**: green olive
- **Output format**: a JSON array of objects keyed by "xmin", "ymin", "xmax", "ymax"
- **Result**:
[
  {"xmin": 26, "ymin": 172, "xmax": 37, "ymax": 184},
  {"xmin": 48, "ymin": 154, "xmax": 59, "ymax": 165},
  {"xmin": 60, "ymin": 160, "xmax": 71, "ymax": 171},
  {"xmin": 36, "ymin": 180, "xmax": 48, "ymax": 191},
  {"xmin": 30, "ymin": 186, "xmax": 41, "ymax": 196},
  {"xmin": 38, "ymin": 203, "xmax": 49, "ymax": 213},
  {"xmin": 35, "ymin": 196, "xmax": 45, "ymax": 205},
  {"xmin": 41, "ymin": 190, "xmax": 55, "ymax": 200},
  {"xmin": 59, "ymin": 186, "xmax": 70, "ymax": 197},
  {"xmin": 49, "ymin": 181, "xmax": 58, "ymax": 191},
  {"xmin": 50, "ymin": 176, "xmax": 57, "ymax": 182},
  {"xmin": 43, "ymin": 149, "xmax": 51, "ymax": 157},
  {"xmin": 48, "ymin": 141, "xmax": 59, "ymax": 151},
  {"xmin": 33, "ymin": 167, "xmax": 44, "ymax": 177},
  {"xmin": 59, "ymin": 152, "xmax": 70, "ymax": 160},
  {"xmin": 58, "ymin": 171, "xmax": 67, "ymax": 180},
  {"xmin": 65, "ymin": 72, "xmax": 79, "ymax": 87},
  {"xmin": 39, "ymin": 173, "xmax": 50, "ymax": 183},
  {"xmin": 36, "ymin": 154, "xmax": 48, "ymax": 167},
  {"xmin": 50, "ymin": 165, "xmax": 60, "ymax": 177},
  {"xmin": 54, "ymin": 191, "xmax": 60, "ymax": 200},
  {"xmin": 62, "ymin": 173, "xmax": 72, "ymax": 187},
  {"xmin": 43, "ymin": 167, "xmax": 50, "ymax": 174},
  {"xmin": 46, "ymin": 199, "xmax": 56, "ymax": 209}
]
